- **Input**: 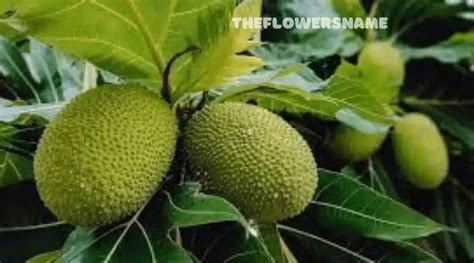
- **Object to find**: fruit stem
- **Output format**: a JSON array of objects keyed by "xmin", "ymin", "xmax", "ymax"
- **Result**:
[
  {"xmin": 196, "ymin": 92, "xmax": 209, "ymax": 111},
  {"xmin": 161, "ymin": 46, "xmax": 200, "ymax": 103}
]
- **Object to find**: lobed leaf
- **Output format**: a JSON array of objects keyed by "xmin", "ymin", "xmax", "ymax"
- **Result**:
[
  {"xmin": 10, "ymin": 0, "xmax": 263, "ymax": 103},
  {"xmin": 171, "ymin": 0, "xmax": 264, "ymax": 101}
]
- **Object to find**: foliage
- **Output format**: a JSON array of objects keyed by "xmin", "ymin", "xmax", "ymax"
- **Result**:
[{"xmin": 0, "ymin": 0, "xmax": 473, "ymax": 262}]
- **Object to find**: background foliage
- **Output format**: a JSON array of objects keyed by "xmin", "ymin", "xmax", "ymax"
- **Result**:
[{"xmin": 0, "ymin": 0, "xmax": 473, "ymax": 262}]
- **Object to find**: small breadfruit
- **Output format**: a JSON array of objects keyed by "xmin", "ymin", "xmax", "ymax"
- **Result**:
[
  {"xmin": 358, "ymin": 41, "xmax": 405, "ymax": 103},
  {"xmin": 327, "ymin": 125, "xmax": 387, "ymax": 164},
  {"xmin": 34, "ymin": 86, "xmax": 178, "ymax": 226},
  {"xmin": 393, "ymin": 113, "xmax": 449, "ymax": 189},
  {"xmin": 184, "ymin": 102, "xmax": 317, "ymax": 222}
]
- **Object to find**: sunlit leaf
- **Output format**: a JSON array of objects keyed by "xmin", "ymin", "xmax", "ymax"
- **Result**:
[
  {"xmin": 172, "ymin": 0, "xmax": 264, "ymax": 100},
  {"xmin": 217, "ymin": 65, "xmax": 394, "ymax": 132}
]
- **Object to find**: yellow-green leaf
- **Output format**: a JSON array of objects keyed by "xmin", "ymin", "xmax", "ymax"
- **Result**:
[{"xmin": 171, "ymin": 0, "xmax": 264, "ymax": 101}]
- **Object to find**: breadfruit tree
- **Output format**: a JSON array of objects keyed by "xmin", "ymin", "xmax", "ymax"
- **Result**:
[{"xmin": 0, "ymin": 0, "xmax": 473, "ymax": 262}]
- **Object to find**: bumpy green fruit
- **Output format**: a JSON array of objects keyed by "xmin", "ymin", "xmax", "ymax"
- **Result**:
[
  {"xmin": 327, "ymin": 125, "xmax": 387, "ymax": 164},
  {"xmin": 34, "ymin": 86, "xmax": 177, "ymax": 226},
  {"xmin": 358, "ymin": 41, "xmax": 405, "ymax": 103},
  {"xmin": 184, "ymin": 102, "xmax": 317, "ymax": 222},
  {"xmin": 393, "ymin": 113, "xmax": 449, "ymax": 189}
]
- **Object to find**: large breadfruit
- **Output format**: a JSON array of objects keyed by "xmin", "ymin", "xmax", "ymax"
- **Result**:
[
  {"xmin": 327, "ymin": 125, "xmax": 387, "ymax": 164},
  {"xmin": 393, "ymin": 113, "xmax": 449, "ymax": 189},
  {"xmin": 358, "ymin": 41, "xmax": 405, "ymax": 103},
  {"xmin": 34, "ymin": 86, "xmax": 177, "ymax": 226},
  {"xmin": 184, "ymin": 102, "xmax": 317, "ymax": 222}
]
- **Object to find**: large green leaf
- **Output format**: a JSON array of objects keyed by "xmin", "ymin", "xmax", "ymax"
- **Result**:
[
  {"xmin": 334, "ymin": 56, "xmax": 405, "ymax": 105},
  {"xmin": 55, "ymin": 183, "xmax": 271, "ymax": 263},
  {"xmin": 401, "ymin": 33, "xmax": 474, "ymax": 64},
  {"xmin": 311, "ymin": 170, "xmax": 446, "ymax": 241},
  {"xmin": 217, "ymin": 65, "xmax": 394, "ymax": 133},
  {"xmin": 11, "ymin": 0, "xmax": 263, "ymax": 102},
  {"xmin": 11, "ymin": 0, "xmax": 223, "ymax": 85},
  {"xmin": 152, "ymin": 183, "xmax": 252, "ymax": 262}
]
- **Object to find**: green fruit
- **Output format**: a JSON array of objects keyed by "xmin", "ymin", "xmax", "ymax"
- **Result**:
[
  {"xmin": 184, "ymin": 102, "xmax": 317, "ymax": 222},
  {"xmin": 393, "ymin": 113, "xmax": 449, "ymax": 189},
  {"xmin": 327, "ymin": 125, "xmax": 387, "ymax": 164},
  {"xmin": 34, "ymin": 86, "xmax": 177, "ymax": 226},
  {"xmin": 358, "ymin": 41, "xmax": 405, "ymax": 103}
]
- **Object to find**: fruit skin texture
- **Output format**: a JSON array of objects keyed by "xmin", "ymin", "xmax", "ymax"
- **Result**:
[
  {"xmin": 34, "ymin": 86, "xmax": 177, "ymax": 226},
  {"xmin": 184, "ymin": 102, "xmax": 317, "ymax": 222},
  {"xmin": 327, "ymin": 125, "xmax": 387, "ymax": 164},
  {"xmin": 393, "ymin": 113, "xmax": 449, "ymax": 189},
  {"xmin": 358, "ymin": 41, "xmax": 405, "ymax": 103}
]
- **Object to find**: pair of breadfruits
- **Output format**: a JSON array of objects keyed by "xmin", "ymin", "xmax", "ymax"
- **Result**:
[
  {"xmin": 327, "ymin": 42, "xmax": 449, "ymax": 190},
  {"xmin": 34, "ymin": 43, "xmax": 447, "ymax": 227},
  {"xmin": 34, "ymin": 87, "xmax": 317, "ymax": 226}
]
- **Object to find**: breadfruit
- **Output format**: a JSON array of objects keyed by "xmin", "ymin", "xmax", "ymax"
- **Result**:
[
  {"xmin": 327, "ymin": 125, "xmax": 387, "ymax": 164},
  {"xmin": 184, "ymin": 102, "xmax": 317, "ymax": 222},
  {"xmin": 393, "ymin": 113, "xmax": 449, "ymax": 189},
  {"xmin": 358, "ymin": 41, "xmax": 405, "ymax": 103},
  {"xmin": 34, "ymin": 85, "xmax": 177, "ymax": 226}
]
